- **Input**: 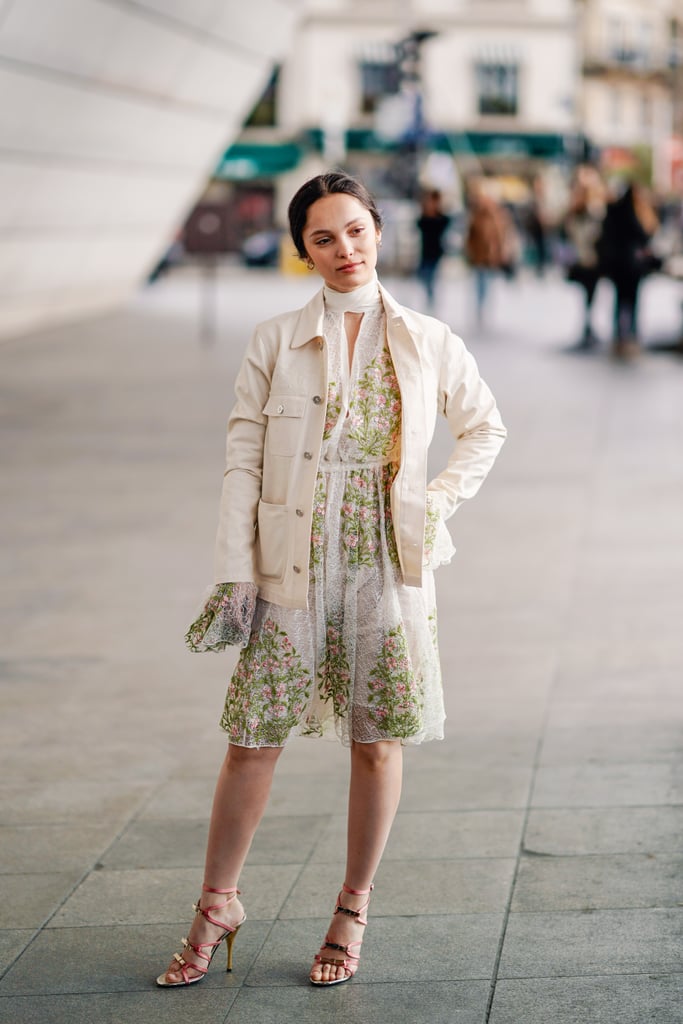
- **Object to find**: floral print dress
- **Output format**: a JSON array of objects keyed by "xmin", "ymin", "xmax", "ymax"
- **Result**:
[{"xmin": 220, "ymin": 293, "xmax": 446, "ymax": 747}]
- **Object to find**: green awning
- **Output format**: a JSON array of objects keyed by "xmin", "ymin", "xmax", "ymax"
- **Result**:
[
  {"xmin": 215, "ymin": 142, "xmax": 302, "ymax": 180},
  {"xmin": 435, "ymin": 131, "xmax": 570, "ymax": 159}
]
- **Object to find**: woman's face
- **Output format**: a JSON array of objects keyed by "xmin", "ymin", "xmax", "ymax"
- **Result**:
[{"xmin": 302, "ymin": 192, "xmax": 381, "ymax": 292}]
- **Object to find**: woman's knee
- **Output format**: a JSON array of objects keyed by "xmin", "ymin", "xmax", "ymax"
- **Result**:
[{"xmin": 351, "ymin": 739, "xmax": 402, "ymax": 772}]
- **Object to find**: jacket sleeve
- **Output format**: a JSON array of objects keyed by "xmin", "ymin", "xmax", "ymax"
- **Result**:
[
  {"xmin": 427, "ymin": 330, "xmax": 507, "ymax": 520},
  {"xmin": 213, "ymin": 329, "xmax": 274, "ymax": 584}
]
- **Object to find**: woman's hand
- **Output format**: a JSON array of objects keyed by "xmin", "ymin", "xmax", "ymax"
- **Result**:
[{"xmin": 185, "ymin": 582, "xmax": 258, "ymax": 652}]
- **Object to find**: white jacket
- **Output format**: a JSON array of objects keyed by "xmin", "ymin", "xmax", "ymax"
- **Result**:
[{"xmin": 214, "ymin": 281, "xmax": 506, "ymax": 609}]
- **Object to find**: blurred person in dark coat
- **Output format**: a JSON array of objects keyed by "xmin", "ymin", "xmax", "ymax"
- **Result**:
[
  {"xmin": 416, "ymin": 190, "xmax": 451, "ymax": 310},
  {"xmin": 598, "ymin": 181, "xmax": 659, "ymax": 358}
]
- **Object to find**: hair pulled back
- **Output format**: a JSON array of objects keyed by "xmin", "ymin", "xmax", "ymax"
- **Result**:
[{"xmin": 288, "ymin": 172, "xmax": 383, "ymax": 259}]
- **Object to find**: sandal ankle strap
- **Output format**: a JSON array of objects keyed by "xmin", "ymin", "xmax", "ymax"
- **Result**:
[
  {"xmin": 202, "ymin": 884, "xmax": 239, "ymax": 895},
  {"xmin": 341, "ymin": 882, "xmax": 374, "ymax": 896}
]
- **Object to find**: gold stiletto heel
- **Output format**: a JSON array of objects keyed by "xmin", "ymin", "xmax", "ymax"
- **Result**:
[
  {"xmin": 156, "ymin": 884, "xmax": 246, "ymax": 987},
  {"xmin": 226, "ymin": 928, "xmax": 239, "ymax": 972}
]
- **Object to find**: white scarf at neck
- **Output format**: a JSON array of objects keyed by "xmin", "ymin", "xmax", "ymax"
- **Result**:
[{"xmin": 323, "ymin": 273, "xmax": 380, "ymax": 312}]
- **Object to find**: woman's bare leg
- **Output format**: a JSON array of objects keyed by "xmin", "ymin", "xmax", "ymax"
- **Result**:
[
  {"xmin": 161, "ymin": 743, "xmax": 283, "ymax": 983},
  {"xmin": 310, "ymin": 739, "xmax": 403, "ymax": 983}
]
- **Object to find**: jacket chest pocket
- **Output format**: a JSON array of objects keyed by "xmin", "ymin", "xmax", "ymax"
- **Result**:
[{"xmin": 263, "ymin": 394, "xmax": 307, "ymax": 457}]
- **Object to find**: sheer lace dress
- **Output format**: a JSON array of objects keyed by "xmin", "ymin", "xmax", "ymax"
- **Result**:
[{"xmin": 220, "ymin": 279, "xmax": 447, "ymax": 747}]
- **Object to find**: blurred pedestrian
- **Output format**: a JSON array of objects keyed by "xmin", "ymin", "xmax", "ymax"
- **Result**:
[
  {"xmin": 524, "ymin": 175, "xmax": 549, "ymax": 277},
  {"xmin": 598, "ymin": 181, "xmax": 660, "ymax": 358},
  {"xmin": 563, "ymin": 168, "xmax": 606, "ymax": 349},
  {"xmin": 156, "ymin": 172, "xmax": 506, "ymax": 990},
  {"xmin": 465, "ymin": 181, "xmax": 517, "ymax": 326},
  {"xmin": 416, "ymin": 189, "xmax": 451, "ymax": 310}
]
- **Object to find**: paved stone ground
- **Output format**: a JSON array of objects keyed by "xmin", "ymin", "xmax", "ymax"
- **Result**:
[{"xmin": 1, "ymin": 263, "xmax": 682, "ymax": 1024}]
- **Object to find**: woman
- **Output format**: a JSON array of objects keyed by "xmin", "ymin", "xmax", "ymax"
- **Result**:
[
  {"xmin": 563, "ymin": 171, "xmax": 606, "ymax": 349},
  {"xmin": 156, "ymin": 172, "xmax": 506, "ymax": 989},
  {"xmin": 416, "ymin": 188, "xmax": 451, "ymax": 310},
  {"xmin": 464, "ymin": 181, "xmax": 517, "ymax": 326}
]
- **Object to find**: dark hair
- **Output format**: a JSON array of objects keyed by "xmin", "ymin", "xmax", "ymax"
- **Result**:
[{"xmin": 288, "ymin": 172, "xmax": 383, "ymax": 259}]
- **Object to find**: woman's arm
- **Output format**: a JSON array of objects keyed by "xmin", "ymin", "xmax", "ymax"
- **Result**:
[
  {"xmin": 214, "ymin": 329, "xmax": 275, "ymax": 584},
  {"xmin": 427, "ymin": 332, "xmax": 507, "ymax": 519}
]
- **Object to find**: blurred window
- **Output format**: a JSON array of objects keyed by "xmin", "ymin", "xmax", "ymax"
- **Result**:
[
  {"xmin": 359, "ymin": 57, "xmax": 400, "ymax": 114},
  {"xmin": 476, "ymin": 62, "xmax": 519, "ymax": 116}
]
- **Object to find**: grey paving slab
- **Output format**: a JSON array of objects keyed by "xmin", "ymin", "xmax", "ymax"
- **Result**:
[
  {"xmin": 538, "ymin": 670, "xmax": 683, "ymax": 763},
  {"xmin": 489, "ymin": 974, "xmax": 683, "ymax": 1024},
  {"xmin": 136, "ymin": 777, "xmax": 216, "ymax": 821},
  {"xmin": 497, "ymin": 908, "xmax": 683, "ymax": 978},
  {"xmin": 139, "ymin": 771, "xmax": 342, "ymax": 821},
  {"xmin": 511, "ymin": 852, "xmax": 683, "ymax": 911},
  {"xmin": 443, "ymin": 696, "xmax": 548, "ymax": 737},
  {"xmin": 0, "ymin": 824, "xmax": 120, "ymax": 873},
  {"xmin": 571, "ymin": 546, "xmax": 683, "ymax": 606},
  {"xmin": 103, "ymin": 815, "xmax": 328, "ymax": 869},
  {"xmin": 538, "ymin": 719, "xmax": 683, "ymax": 764},
  {"xmin": 0, "ymin": 872, "xmax": 82, "ymax": 930},
  {"xmin": 530, "ymin": 761, "xmax": 683, "ymax": 808},
  {"xmin": 0, "ymin": 988, "xmax": 238, "ymax": 1024},
  {"xmin": 435, "ymin": 603, "xmax": 561, "ymax": 668},
  {"xmin": 551, "ymin": 666, "xmax": 683, "ymax": 700},
  {"xmin": 559, "ymin": 601, "xmax": 683, "ymax": 674},
  {"xmin": 0, "ymin": 922, "xmax": 270, "ymax": 995},
  {"xmin": 310, "ymin": 810, "xmax": 524, "ymax": 862},
  {"xmin": 405, "ymin": 732, "xmax": 540, "ymax": 767},
  {"xmin": 280, "ymin": 858, "xmax": 515, "ymax": 917},
  {"xmin": 225, "ymin": 979, "xmax": 489, "ymax": 1024},
  {"xmin": 0, "ymin": 931, "xmax": 34, "ymax": 975},
  {"xmin": 400, "ymin": 761, "xmax": 533, "ymax": 811},
  {"xmin": 48, "ymin": 865, "xmax": 300, "ymax": 927},
  {"xmin": 524, "ymin": 807, "xmax": 683, "ymax": 856},
  {"xmin": 0, "ymin": 780, "xmax": 156, "ymax": 826},
  {"xmin": 247, "ymin": 914, "xmax": 502, "ymax": 986}
]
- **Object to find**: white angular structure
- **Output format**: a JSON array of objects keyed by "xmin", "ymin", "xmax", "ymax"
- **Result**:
[{"xmin": 0, "ymin": 0, "xmax": 303, "ymax": 340}]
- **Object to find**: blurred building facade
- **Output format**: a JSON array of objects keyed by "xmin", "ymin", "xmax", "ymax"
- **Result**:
[
  {"xmin": 579, "ymin": 0, "xmax": 683, "ymax": 190},
  {"xmin": 217, "ymin": 0, "xmax": 682, "ymax": 247}
]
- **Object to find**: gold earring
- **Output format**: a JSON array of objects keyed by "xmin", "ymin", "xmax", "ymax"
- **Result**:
[{"xmin": 306, "ymin": 257, "xmax": 315, "ymax": 270}]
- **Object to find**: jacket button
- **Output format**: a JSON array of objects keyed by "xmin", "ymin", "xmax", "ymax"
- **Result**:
[
  {"xmin": 293, "ymin": 565, "xmax": 301, "ymax": 573},
  {"xmin": 303, "ymin": 451, "xmax": 313, "ymax": 460},
  {"xmin": 277, "ymin": 404, "xmax": 284, "ymax": 414},
  {"xmin": 296, "ymin": 508, "xmax": 304, "ymax": 517},
  {"xmin": 312, "ymin": 395, "xmax": 322, "ymax": 404}
]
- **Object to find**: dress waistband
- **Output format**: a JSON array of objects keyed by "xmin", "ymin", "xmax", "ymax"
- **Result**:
[{"xmin": 319, "ymin": 457, "xmax": 397, "ymax": 473}]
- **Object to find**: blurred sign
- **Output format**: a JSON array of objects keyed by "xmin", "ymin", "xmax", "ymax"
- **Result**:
[{"xmin": 184, "ymin": 203, "xmax": 229, "ymax": 254}]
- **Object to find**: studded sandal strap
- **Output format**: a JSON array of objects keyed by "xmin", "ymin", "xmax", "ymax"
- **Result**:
[
  {"xmin": 315, "ymin": 936, "xmax": 363, "ymax": 973},
  {"xmin": 334, "ymin": 882, "xmax": 374, "ymax": 927}
]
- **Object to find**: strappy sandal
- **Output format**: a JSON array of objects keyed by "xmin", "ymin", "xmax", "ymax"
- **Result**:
[
  {"xmin": 156, "ymin": 884, "xmax": 246, "ymax": 987},
  {"xmin": 310, "ymin": 882, "xmax": 374, "ymax": 987}
]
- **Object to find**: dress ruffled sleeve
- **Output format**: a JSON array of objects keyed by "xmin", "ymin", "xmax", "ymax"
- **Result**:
[{"xmin": 185, "ymin": 582, "xmax": 257, "ymax": 652}]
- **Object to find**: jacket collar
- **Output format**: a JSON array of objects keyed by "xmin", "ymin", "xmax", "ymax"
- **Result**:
[{"xmin": 290, "ymin": 281, "xmax": 409, "ymax": 349}]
